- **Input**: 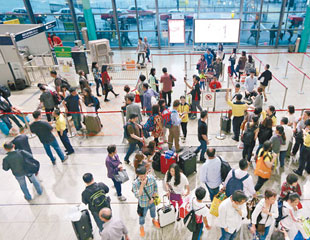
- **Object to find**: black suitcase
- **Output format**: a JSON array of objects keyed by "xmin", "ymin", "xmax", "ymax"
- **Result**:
[
  {"xmin": 178, "ymin": 151, "xmax": 197, "ymax": 176},
  {"xmin": 15, "ymin": 78, "xmax": 26, "ymax": 90},
  {"xmin": 72, "ymin": 209, "xmax": 93, "ymax": 240},
  {"xmin": 221, "ymin": 116, "xmax": 231, "ymax": 133},
  {"xmin": 152, "ymin": 151, "xmax": 161, "ymax": 171}
]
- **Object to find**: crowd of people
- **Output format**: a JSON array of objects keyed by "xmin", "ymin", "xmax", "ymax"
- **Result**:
[{"xmin": 1, "ymin": 45, "xmax": 309, "ymax": 240}]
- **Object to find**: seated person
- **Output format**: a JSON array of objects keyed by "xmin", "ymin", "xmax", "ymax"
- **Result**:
[{"xmin": 209, "ymin": 76, "xmax": 222, "ymax": 91}]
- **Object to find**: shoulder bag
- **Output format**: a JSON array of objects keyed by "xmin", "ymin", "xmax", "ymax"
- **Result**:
[
  {"xmin": 256, "ymin": 205, "xmax": 272, "ymax": 235},
  {"xmin": 114, "ymin": 169, "xmax": 129, "ymax": 183}
]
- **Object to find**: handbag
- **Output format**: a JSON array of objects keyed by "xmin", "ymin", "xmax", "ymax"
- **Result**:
[
  {"xmin": 170, "ymin": 74, "xmax": 175, "ymax": 87},
  {"xmin": 114, "ymin": 169, "xmax": 129, "ymax": 183},
  {"xmin": 210, "ymin": 192, "xmax": 226, "ymax": 217},
  {"xmin": 256, "ymin": 205, "xmax": 271, "ymax": 235}
]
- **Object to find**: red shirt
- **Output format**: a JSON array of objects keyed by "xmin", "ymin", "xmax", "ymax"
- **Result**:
[
  {"xmin": 209, "ymin": 81, "xmax": 222, "ymax": 90},
  {"xmin": 280, "ymin": 182, "xmax": 302, "ymax": 199},
  {"xmin": 160, "ymin": 73, "xmax": 175, "ymax": 92},
  {"xmin": 48, "ymin": 37, "xmax": 53, "ymax": 48},
  {"xmin": 52, "ymin": 36, "xmax": 63, "ymax": 46},
  {"xmin": 101, "ymin": 71, "xmax": 111, "ymax": 84}
]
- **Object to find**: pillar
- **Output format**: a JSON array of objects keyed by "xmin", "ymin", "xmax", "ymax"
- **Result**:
[
  {"xmin": 299, "ymin": 2, "xmax": 310, "ymax": 52},
  {"xmin": 81, "ymin": 0, "xmax": 97, "ymax": 41},
  {"xmin": 23, "ymin": 0, "xmax": 36, "ymax": 24}
]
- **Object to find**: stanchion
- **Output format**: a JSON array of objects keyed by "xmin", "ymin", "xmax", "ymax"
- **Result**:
[
  {"xmin": 22, "ymin": 113, "xmax": 36, "ymax": 139},
  {"xmin": 121, "ymin": 111, "xmax": 127, "ymax": 144},
  {"xmin": 221, "ymin": 63, "xmax": 225, "ymax": 82},
  {"xmin": 216, "ymin": 110, "xmax": 225, "ymax": 140},
  {"xmin": 266, "ymin": 82, "xmax": 271, "ymax": 94},
  {"xmin": 299, "ymin": 73, "xmax": 306, "ymax": 94},
  {"xmin": 282, "ymin": 88, "xmax": 288, "ymax": 109},
  {"xmin": 258, "ymin": 60, "xmax": 262, "ymax": 73},
  {"xmin": 151, "ymin": 55, "xmax": 154, "ymax": 68},
  {"xmin": 283, "ymin": 61, "xmax": 289, "ymax": 79},
  {"xmin": 39, "ymin": 66, "xmax": 47, "ymax": 84},
  {"xmin": 275, "ymin": 53, "xmax": 280, "ymax": 69},
  {"xmin": 299, "ymin": 53, "xmax": 305, "ymax": 69},
  {"xmin": 64, "ymin": 113, "xmax": 75, "ymax": 138}
]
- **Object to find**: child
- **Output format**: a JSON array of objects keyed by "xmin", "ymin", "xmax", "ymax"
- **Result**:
[
  {"xmin": 199, "ymin": 72, "xmax": 206, "ymax": 90},
  {"xmin": 286, "ymin": 105, "xmax": 297, "ymax": 127},
  {"xmin": 190, "ymin": 187, "xmax": 211, "ymax": 240},
  {"xmin": 178, "ymin": 96, "xmax": 189, "ymax": 143},
  {"xmin": 280, "ymin": 173, "xmax": 302, "ymax": 201}
]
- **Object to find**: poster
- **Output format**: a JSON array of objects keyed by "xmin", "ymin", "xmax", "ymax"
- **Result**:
[
  {"xmin": 214, "ymin": 89, "xmax": 230, "ymax": 111},
  {"xmin": 168, "ymin": 19, "xmax": 185, "ymax": 43},
  {"xmin": 201, "ymin": 91, "xmax": 215, "ymax": 108}
]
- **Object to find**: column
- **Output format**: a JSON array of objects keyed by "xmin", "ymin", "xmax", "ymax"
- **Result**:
[
  {"xmin": 23, "ymin": 0, "xmax": 36, "ymax": 24},
  {"xmin": 67, "ymin": 0, "xmax": 81, "ymax": 40},
  {"xmin": 81, "ymin": 0, "xmax": 97, "ymax": 41},
  {"xmin": 299, "ymin": 2, "xmax": 310, "ymax": 52}
]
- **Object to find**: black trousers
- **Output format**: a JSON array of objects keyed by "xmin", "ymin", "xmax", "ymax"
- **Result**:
[
  {"xmin": 255, "ymin": 176, "xmax": 268, "ymax": 191},
  {"xmin": 95, "ymin": 78, "xmax": 104, "ymax": 96},
  {"xmin": 292, "ymin": 135, "xmax": 303, "ymax": 156},
  {"xmin": 181, "ymin": 122, "xmax": 188, "ymax": 138},
  {"xmin": 104, "ymin": 83, "xmax": 117, "ymax": 100},
  {"xmin": 45, "ymin": 108, "xmax": 54, "ymax": 122},
  {"xmin": 243, "ymin": 142, "xmax": 255, "ymax": 162},
  {"xmin": 162, "ymin": 91, "xmax": 172, "ymax": 107},
  {"xmin": 232, "ymin": 116, "xmax": 244, "ymax": 141},
  {"xmin": 192, "ymin": 222, "xmax": 203, "ymax": 240},
  {"xmin": 297, "ymin": 145, "xmax": 310, "ymax": 174}
]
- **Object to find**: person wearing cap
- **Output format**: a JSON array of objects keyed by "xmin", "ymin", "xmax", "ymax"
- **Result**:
[
  {"xmin": 132, "ymin": 166, "xmax": 160, "ymax": 237},
  {"xmin": 63, "ymin": 87, "xmax": 83, "ymax": 132},
  {"xmin": 244, "ymin": 69, "xmax": 258, "ymax": 100}
]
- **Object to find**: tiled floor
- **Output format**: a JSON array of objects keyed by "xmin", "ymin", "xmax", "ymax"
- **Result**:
[{"xmin": 0, "ymin": 49, "xmax": 310, "ymax": 240}]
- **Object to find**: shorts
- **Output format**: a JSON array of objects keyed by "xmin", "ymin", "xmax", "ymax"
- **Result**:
[{"xmin": 260, "ymin": 84, "xmax": 267, "ymax": 90}]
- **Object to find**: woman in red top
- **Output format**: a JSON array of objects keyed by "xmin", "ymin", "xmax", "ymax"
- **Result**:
[
  {"xmin": 101, "ymin": 65, "xmax": 119, "ymax": 102},
  {"xmin": 209, "ymin": 76, "xmax": 222, "ymax": 91},
  {"xmin": 52, "ymin": 34, "xmax": 63, "ymax": 47}
]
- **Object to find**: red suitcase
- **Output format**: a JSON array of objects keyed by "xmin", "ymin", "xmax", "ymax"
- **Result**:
[{"xmin": 160, "ymin": 152, "xmax": 177, "ymax": 174}]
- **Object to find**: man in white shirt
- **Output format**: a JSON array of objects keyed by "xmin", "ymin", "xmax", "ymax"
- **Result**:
[
  {"xmin": 245, "ymin": 69, "xmax": 257, "ymax": 100},
  {"xmin": 224, "ymin": 159, "xmax": 256, "ymax": 198},
  {"xmin": 199, "ymin": 148, "xmax": 222, "ymax": 201},
  {"xmin": 218, "ymin": 190, "xmax": 247, "ymax": 240},
  {"xmin": 280, "ymin": 117, "xmax": 294, "ymax": 167}
]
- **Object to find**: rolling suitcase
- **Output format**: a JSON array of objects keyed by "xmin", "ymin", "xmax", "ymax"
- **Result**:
[
  {"xmin": 157, "ymin": 196, "xmax": 176, "ymax": 227},
  {"xmin": 152, "ymin": 151, "xmax": 161, "ymax": 171},
  {"xmin": 15, "ymin": 78, "xmax": 26, "ymax": 90},
  {"xmin": 221, "ymin": 116, "xmax": 231, "ymax": 133},
  {"xmin": 84, "ymin": 116, "xmax": 101, "ymax": 135},
  {"xmin": 178, "ymin": 150, "xmax": 197, "ymax": 176},
  {"xmin": 71, "ymin": 209, "xmax": 93, "ymax": 240},
  {"xmin": 160, "ymin": 152, "xmax": 177, "ymax": 174}
]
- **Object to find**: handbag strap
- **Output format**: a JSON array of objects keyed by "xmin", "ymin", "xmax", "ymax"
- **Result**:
[{"xmin": 142, "ymin": 179, "xmax": 152, "ymax": 200}]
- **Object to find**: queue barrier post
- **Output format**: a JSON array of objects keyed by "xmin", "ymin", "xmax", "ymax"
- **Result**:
[
  {"xmin": 121, "ymin": 111, "xmax": 127, "ymax": 144},
  {"xmin": 266, "ymin": 81, "xmax": 271, "ymax": 94},
  {"xmin": 64, "ymin": 113, "xmax": 75, "ymax": 138},
  {"xmin": 22, "ymin": 113, "xmax": 35, "ymax": 139},
  {"xmin": 299, "ymin": 53, "xmax": 305, "ymax": 69},
  {"xmin": 275, "ymin": 53, "xmax": 280, "ymax": 69},
  {"xmin": 258, "ymin": 60, "xmax": 262, "ymax": 73},
  {"xmin": 299, "ymin": 73, "xmax": 306, "ymax": 95},
  {"xmin": 282, "ymin": 88, "xmax": 288, "ymax": 109},
  {"xmin": 284, "ymin": 61, "xmax": 289, "ymax": 79},
  {"xmin": 215, "ymin": 111, "xmax": 226, "ymax": 140}
]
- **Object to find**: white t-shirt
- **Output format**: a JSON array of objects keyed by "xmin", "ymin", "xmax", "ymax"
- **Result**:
[
  {"xmin": 165, "ymin": 173, "xmax": 189, "ymax": 195},
  {"xmin": 190, "ymin": 197, "xmax": 209, "ymax": 223},
  {"xmin": 280, "ymin": 125, "xmax": 294, "ymax": 151},
  {"xmin": 286, "ymin": 113, "xmax": 297, "ymax": 126}
]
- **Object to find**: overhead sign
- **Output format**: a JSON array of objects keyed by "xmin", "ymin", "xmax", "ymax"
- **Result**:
[
  {"xmin": 45, "ymin": 21, "xmax": 57, "ymax": 30},
  {"xmin": 168, "ymin": 19, "xmax": 185, "ymax": 44},
  {"xmin": 15, "ymin": 21, "xmax": 56, "ymax": 42},
  {"xmin": 202, "ymin": 92, "xmax": 215, "ymax": 108}
]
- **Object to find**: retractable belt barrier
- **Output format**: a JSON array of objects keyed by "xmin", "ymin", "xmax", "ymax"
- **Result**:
[{"xmin": 284, "ymin": 60, "xmax": 310, "ymax": 94}]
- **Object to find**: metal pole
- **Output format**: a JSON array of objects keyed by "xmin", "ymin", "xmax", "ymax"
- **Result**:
[
  {"xmin": 22, "ymin": 113, "xmax": 35, "ymax": 138},
  {"xmin": 111, "ymin": 0, "xmax": 122, "ymax": 49},
  {"xmin": 299, "ymin": 53, "xmax": 305, "ymax": 69},
  {"xmin": 282, "ymin": 87, "xmax": 288, "ymax": 109},
  {"xmin": 275, "ymin": 0, "xmax": 287, "ymax": 47},
  {"xmin": 284, "ymin": 61, "xmax": 289, "ymax": 79},
  {"xmin": 259, "ymin": 60, "xmax": 262, "ymax": 73},
  {"xmin": 134, "ymin": 0, "xmax": 140, "ymax": 38},
  {"xmin": 151, "ymin": 55, "xmax": 154, "ymax": 68},
  {"xmin": 23, "ymin": 0, "xmax": 36, "ymax": 24},
  {"xmin": 299, "ymin": 73, "xmax": 306, "ymax": 94},
  {"xmin": 67, "ymin": 0, "xmax": 81, "ymax": 40},
  {"xmin": 39, "ymin": 67, "xmax": 47, "ymax": 84},
  {"xmin": 275, "ymin": 52, "xmax": 280, "ymax": 69},
  {"xmin": 64, "ymin": 113, "xmax": 75, "ymax": 138},
  {"xmin": 155, "ymin": 0, "xmax": 161, "ymax": 49}
]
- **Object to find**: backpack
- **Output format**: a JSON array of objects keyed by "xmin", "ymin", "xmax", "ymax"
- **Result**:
[
  {"xmin": 123, "ymin": 122, "xmax": 135, "ymax": 139},
  {"xmin": 258, "ymin": 125, "xmax": 272, "ymax": 143},
  {"xmin": 152, "ymin": 151, "xmax": 161, "ymax": 171},
  {"xmin": 225, "ymin": 169, "xmax": 249, "ymax": 197},
  {"xmin": 0, "ymin": 100, "xmax": 11, "ymax": 112},
  {"xmin": 162, "ymin": 109, "xmax": 172, "ymax": 129},
  {"xmin": 61, "ymin": 78, "xmax": 71, "ymax": 89},
  {"xmin": 219, "ymin": 156, "xmax": 232, "ymax": 182},
  {"xmin": 89, "ymin": 184, "xmax": 110, "ymax": 213},
  {"xmin": 92, "ymin": 96, "xmax": 100, "ymax": 110},
  {"xmin": 242, "ymin": 123, "xmax": 256, "ymax": 144},
  {"xmin": 184, "ymin": 199, "xmax": 205, "ymax": 232},
  {"xmin": 144, "ymin": 115, "xmax": 155, "ymax": 132},
  {"xmin": 18, "ymin": 150, "xmax": 40, "ymax": 174},
  {"xmin": 0, "ymin": 85, "xmax": 11, "ymax": 99},
  {"xmin": 49, "ymin": 90, "xmax": 61, "ymax": 105}
]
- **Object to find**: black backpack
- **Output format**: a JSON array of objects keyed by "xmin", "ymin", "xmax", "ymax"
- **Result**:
[
  {"xmin": 184, "ymin": 199, "xmax": 205, "ymax": 232},
  {"xmin": 258, "ymin": 125, "xmax": 272, "ymax": 144},
  {"xmin": 242, "ymin": 123, "xmax": 256, "ymax": 144},
  {"xmin": 61, "ymin": 78, "xmax": 71, "ymax": 89},
  {"xmin": 219, "ymin": 156, "xmax": 231, "ymax": 182},
  {"xmin": 152, "ymin": 151, "xmax": 161, "ymax": 171},
  {"xmin": 0, "ymin": 85, "xmax": 11, "ymax": 98},
  {"xmin": 18, "ymin": 150, "xmax": 40, "ymax": 174},
  {"xmin": 123, "ymin": 122, "xmax": 135, "ymax": 139},
  {"xmin": 89, "ymin": 184, "xmax": 110, "ymax": 213}
]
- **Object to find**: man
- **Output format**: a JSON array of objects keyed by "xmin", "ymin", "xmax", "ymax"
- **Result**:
[
  {"xmin": 136, "ymin": 37, "xmax": 146, "ymax": 65},
  {"xmin": 11, "ymin": 128, "xmax": 32, "ymax": 154},
  {"xmin": 142, "ymin": 83, "xmax": 158, "ymax": 116},
  {"xmin": 184, "ymin": 75, "xmax": 202, "ymax": 119},
  {"xmin": 204, "ymin": 48, "xmax": 213, "ymax": 67},
  {"xmin": 224, "ymin": 159, "xmax": 256, "ymax": 198},
  {"xmin": 226, "ymin": 89, "xmax": 249, "ymax": 142},
  {"xmin": 209, "ymin": 76, "xmax": 222, "ymax": 91},
  {"xmin": 63, "ymin": 87, "xmax": 83, "ymax": 132},
  {"xmin": 258, "ymin": 64, "xmax": 272, "ymax": 102},
  {"xmin": 160, "ymin": 67, "xmax": 176, "ymax": 107},
  {"xmin": 38, "ymin": 85, "xmax": 55, "ymax": 122},
  {"xmin": 195, "ymin": 110, "xmax": 209, "ymax": 162},
  {"xmin": 168, "ymin": 100, "xmax": 182, "ymax": 153},
  {"xmin": 280, "ymin": 117, "xmax": 294, "ymax": 167},
  {"xmin": 218, "ymin": 190, "xmax": 248, "ymax": 240},
  {"xmin": 53, "ymin": 109, "xmax": 74, "ymax": 155},
  {"xmin": 82, "ymin": 173, "xmax": 110, "ymax": 232},
  {"xmin": 269, "ymin": 23, "xmax": 277, "ymax": 45},
  {"xmin": 144, "ymin": 37, "xmax": 151, "ymax": 63},
  {"xmin": 199, "ymin": 148, "xmax": 221, "ymax": 201},
  {"xmin": 245, "ymin": 69, "xmax": 257, "ymax": 99},
  {"xmin": 2, "ymin": 142, "xmax": 42, "ymax": 200},
  {"xmin": 132, "ymin": 166, "xmax": 160, "ymax": 237},
  {"xmin": 99, "ymin": 208, "xmax": 129, "ymax": 240},
  {"xmin": 124, "ymin": 114, "xmax": 144, "ymax": 164},
  {"xmin": 125, "ymin": 94, "xmax": 142, "ymax": 124},
  {"xmin": 231, "ymin": 83, "xmax": 242, "ymax": 101},
  {"xmin": 50, "ymin": 70, "xmax": 65, "ymax": 93},
  {"xmin": 30, "ymin": 110, "xmax": 67, "ymax": 165}
]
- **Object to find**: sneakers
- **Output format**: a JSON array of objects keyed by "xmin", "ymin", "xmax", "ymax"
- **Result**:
[
  {"xmin": 67, "ymin": 151, "xmax": 75, "ymax": 155},
  {"xmin": 62, "ymin": 155, "xmax": 68, "ymax": 163},
  {"xmin": 140, "ymin": 227, "xmax": 145, "ymax": 237},
  {"xmin": 293, "ymin": 169, "xmax": 302, "ymax": 176},
  {"xmin": 115, "ymin": 94, "xmax": 119, "ymax": 97},
  {"xmin": 231, "ymin": 136, "xmax": 239, "ymax": 142},
  {"xmin": 152, "ymin": 219, "xmax": 160, "ymax": 228},
  {"xmin": 118, "ymin": 196, "xmax": 126, "ymax": 201},
  {"xmin": 104, "ymin": 99, "xmax": 110, "ymax": 102},
  {"xmin": 125, "ymin": 160, "xmax": 130, "ymax": 164}
]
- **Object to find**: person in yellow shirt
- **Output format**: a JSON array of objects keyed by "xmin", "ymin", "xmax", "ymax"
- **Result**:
[
  {"xmin": 53, "ymin": 109, "xmax": 74, "ymax": 155},
  {"xmin": 178, "ymin": 96, "xmax": 190, "ymax": 142},
  {"xmin": 293, "ymin": 119, "xmax": 310, "ymax": 176},
  {"xmin": 226, "ymin": 89, "xmax": 249, "ymax": 142},
  {"xmin": 261, "ymin": 105, "xmax": 277, "ymax": 127}
]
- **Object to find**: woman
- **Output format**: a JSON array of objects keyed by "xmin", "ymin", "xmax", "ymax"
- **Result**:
[
  {"xmin": 60, "ymin": 85, "xmax": 70, "ymax": 100},
  {"xmin": 150, "ymin": 105, "xmax": 163, "ymax": 146},
  {"xmin": 257, "ymin": 117, "xmax": 273, "ymax": 154},
  {"xmin": 121, "ymin": 85, "xmax": 131, "ymax": 116},
  {"xmin": 217, "ymin": 43, "xmax": 225, "ymax": 60},
  {"xmin": 229, "ymin": 48, "xmax": 238, "ymax": 78},
  {"xmin": 78, "ymin": 70, "xmax": 89, "ymax": 92},
  {"xmin": 133, "ymin": 152, "xmax": 150, "ymax": 173},
  {"xmin": 254, "ymin": 141, "xmax": 276, "ymax": 191},
  {"xmin": 237, "ymin": 51, "xmax": 247, "ymax": 81},
  {"xmin": 82, "ymin": 88, "xmax": 100, "ymax": 112},
  {"xmin": 92, "ymin": 62, "xmax": 104, "ymax": 97},
  {"xmin": 142, "ymin": 141, "xmax": 157, "ymax": 162},
  {"xmin": 270, "ymin": 125, "xmax": 286, "ymax": 167},
  {"xmin": 101, "ymin": 65, "xmax": 119, "ymax": 102},
  {"xmin": 149, "ymin": 68, "xmax": 159, "ymax": 93},
  {"xmin": 178, "ymin": 96, "xmax": 189, "ymax": 142},
  {"xmin": 245, "ymin": 55, "xmax": 256, "ymax": 76},
  {"xmin": 242, "ymin": 116, "xmax": 259, "ymax": 162},
  {"xmin": 105, "ymin": 144, "xmax": 126, "ymax": 201},
  {"xmin": 158, "ymin": 99, "xmax": 168, "ymax": 142},
  {"xmin": 164, "ymin": 163, "xmax": 190, "ymax": 208},
  {"xmin": 197, "ymin": 55, "xmax": 207, "ymax": 74},
  {"xmin": 251, "ymin": 189, "xmax": 279, "ymax": 240},
  {"xmin": 136, "ymin": 74, "xmax": 147, "ymax": 109},
  {"xmin": 286, "ymin": 105, "xmax": 297, "ymax": 127}
]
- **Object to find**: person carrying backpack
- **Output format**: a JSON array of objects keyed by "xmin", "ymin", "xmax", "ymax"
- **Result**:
[
  {"xmin": 38, "ymin": 85, "xmax": 55, "ymax": 122},
  {"xmin": 242, "ymin": 116, "xmax": 259, "ymax": 162},
  {"xmin": 184, "ymin": 75, "xmax": 202, "ymax": 120},
  {"xmin": 224, "ymin": 159, "xmax": 256, "ymax": 198},
  {"xmin": 82, "ymin": 173, "xmax": 110, "ymax": 232}
]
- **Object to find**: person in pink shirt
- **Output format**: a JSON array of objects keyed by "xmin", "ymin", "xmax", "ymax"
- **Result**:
[{"xmin": 160, "ymin": 67, "xmax": 176, "ymax": 107}]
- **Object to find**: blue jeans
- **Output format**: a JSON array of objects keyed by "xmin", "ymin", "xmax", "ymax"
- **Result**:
[
  {"xmin": 279, "ymin": 151, "xmax": 287, "ymax": 167},
  {"xmin": 200, "ymin": 81, "xmax": 205, "ymax": 90},
  {"xmin": 58, "ymin": 129, "xmax": 74, "ymax": 153},
  {"xmin": 43, "ymin": 139, "xmax": 65, "ymax": 163},
  {"xmin": 112, "ymin": 178, "xmax": 122, "ymax": 197},
  {"xmin": 124, "ymin": 141, "xmax": 143, "ymax": 162},
  {"xmin": 256, "ymin": 226, "xmax": 270, "ymax": 240},
  {"xmin": 139, "ymin": 203, "xmax": 156, "ymax": 226},
  {"xmin": 15, "ymin": 174, "xmax": 42, "ymax": 200},
  {"xmin": 195, "ymin": 140, "xmax": 207, "ymax": 161},
  {"xmin": 220, "ymin": 228, "xmax": 237, "ymax": 240},
  {"xmin": 71, "ymin": 114, "xmax": 82, "ymax": 131},
  {"xmin": 92, "ymin": 211, "xmax": 104, "ymax": 232},
  {"xmin": 205, "ymin": 184, "xmax": 219, "ymax": 202}
]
